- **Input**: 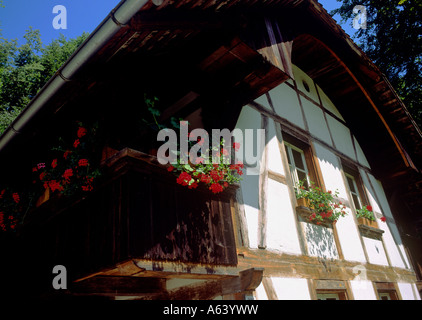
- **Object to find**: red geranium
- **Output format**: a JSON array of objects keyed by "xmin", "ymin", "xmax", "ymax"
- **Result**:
[
  {"xmin": 77, "ymin": 127, "xmax": 87, "ymax": 138},
  {"xmin": 176, "ymin": 172, "xmax": 192, "ymax": 186},
  {"xmin": 209, "ymin": 183, "xmax": 224, "ymax": 194},
  {"xmin": 73, "ymin": 139, "xmax": 80, "ymax": 148},
  {"xmin": 78, "ymin": 159, "xmax": 89, "ymax": 167},
  {"xmin": 63, "ymin": 168, "xmax": 73, "ymax": 181},
  {"xmin": 12, "ymin": 192, "xmax": 20, "ymax": 204}
]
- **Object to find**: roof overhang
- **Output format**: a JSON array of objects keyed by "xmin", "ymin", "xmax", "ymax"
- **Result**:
[{"xmin": 0, "ymin": 0, "xmax": 421, "ymax": 204}]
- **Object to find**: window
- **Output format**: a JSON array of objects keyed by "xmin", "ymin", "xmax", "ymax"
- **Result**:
[
  {"xmin": 375, "ymin": 282, "xmax": 399, "ymax": 300},
  {"xmin": 285, "ymin": 142, "xmax": 310, "ymax": 189},
  {"xmin": 343, "ymin": 164, "xmax": 368, "ymax": 211},
  {"xmin": 345, "ymin": 172, "xmax": 363, "ymax": 210},
  {"xmin": 316, "ymin": 290, "xmax": 348, "ymax": 300},
  {"xmin": 283, "ymin": 133, "xmax": 321, "ymax": 190}
]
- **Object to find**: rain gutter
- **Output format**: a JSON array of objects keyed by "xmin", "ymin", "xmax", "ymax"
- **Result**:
[{"xmin": 0, "ymin": 0, "xmax": 149, "ymax": 152}]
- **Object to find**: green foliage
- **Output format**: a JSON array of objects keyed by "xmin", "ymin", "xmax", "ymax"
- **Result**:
[
  {"xmin": 295, "ymin": 180, "xmax": 347, "ymax": 223},
  {"xmin": 0, "ymin": 29, "xmax": 89, "ymax": 134},
  {"xmin": 356, "ymin": 205, "xmax": 376, "ymax": 221},
  {"xmin": 331, "ymin": 0, "xmax": 422, "ymax": 128}
]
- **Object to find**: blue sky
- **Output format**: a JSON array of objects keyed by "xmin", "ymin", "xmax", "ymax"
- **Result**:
[
  {"xmin": 0, "ymin": 0, "xmax": 354, "ymax": 46},
  {"xmin": 0, "ymin": 0, "xmax": 121, "ymax": 44}
]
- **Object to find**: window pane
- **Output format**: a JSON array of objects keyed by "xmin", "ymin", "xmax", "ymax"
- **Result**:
[
  {"xmin": 347, "ymin": 176, "xmax": 356, "ymax": 193},
  {"xmin": 352, "ymin": 194, "xmax": 361, "ymax": 210},
  {"xmin": 297, "ymin": 170, "xmax": 308, "ymax": 187},
  {"xmin": 292, "ymin": 149, "xmax": 305, "ymax": 170},
  {"xmin": 285, "ymin": 146, "xmax": 291, "ymax": 164}
]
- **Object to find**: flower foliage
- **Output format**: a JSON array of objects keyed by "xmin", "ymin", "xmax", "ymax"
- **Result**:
[
  {"xmin": 356, "ymin": 204, "xmax": 386, "ymax": 223},
  {"xmin": 33, "ymin": 122, "xmax": 101, "ymax": 197},
  {"xmin": 0, "ymin": 122, "xmax": 101, "ymax": 233},
  {"xmin": 0, "ymin": 188, "xmax": 28, "ymax": 232},
  {"xmin": 168, "ymin": 138, "xmax": 244, "ymax": 194},
  {"xmin": 356, "ymin": 205, "xmax": 376, "ymax": 221},
  {"xmin": 295, "ymin": 180, "xmax": 347, "ymax": 224}
]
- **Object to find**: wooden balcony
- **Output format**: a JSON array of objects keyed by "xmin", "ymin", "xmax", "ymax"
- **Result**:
[{"xmin": 12, "ymin": 148, "xmax": 246, "ymax": 298}]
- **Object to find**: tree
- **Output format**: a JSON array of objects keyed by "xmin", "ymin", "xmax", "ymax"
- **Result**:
[
  {"xmin": 331, "ymin": 0, "xmax": 422, "ymax": 129},
  {"xmin": 0, "ymin": 30, "xmax": 89, "ymax": 133}
]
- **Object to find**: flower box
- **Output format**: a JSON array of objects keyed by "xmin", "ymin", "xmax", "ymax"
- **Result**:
[
  {"xmin": 35, "ymin": 187, "xmax": 50, "ymax": 208},
  {"xmin": 357, "ymin": 217, "xmax": 384, "ymax": 240},
  {"xmin": 296, "ymin": 197, "xmax": 311, "ymax": 209},
  {"xmin": 296, "ymin": 198, "xmax": 333, "ymax": 228},
  {"xmin": 357, "ymin": 217, "xmax": 378, "ymax": 229}
]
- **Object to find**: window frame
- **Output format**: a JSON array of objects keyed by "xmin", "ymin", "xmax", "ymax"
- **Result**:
[
  {"xmin": 282, "ymin": 132, "xmax": 323, "ymax": 191},
  {"xmin": 342, "ymin": 163, "xmax": 369, "ymax": 212},
  {"xmin": 316, "ymin": 290, "xmax": 348, "ymax": 300},
  {"xmin": 285, "ymin": 142, "xmax": 310, "ymax": 189}
]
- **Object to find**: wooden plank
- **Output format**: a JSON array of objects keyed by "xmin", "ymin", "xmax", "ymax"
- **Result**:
[{"xmin": 72, "ymin": 276, "xmax": 166, "ymax": 294}]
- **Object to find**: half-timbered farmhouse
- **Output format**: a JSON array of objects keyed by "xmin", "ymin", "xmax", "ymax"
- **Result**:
[{"xmin": 0, "ymin": 0, "xmax": 421, "ymax": 300}]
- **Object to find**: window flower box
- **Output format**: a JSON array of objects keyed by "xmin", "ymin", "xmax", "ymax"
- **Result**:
[
  {"xmin": 295, "ymin": 180, "xmax": 347, "ymax": 227},
  {"xmin": 357, "ymin": 216, "xmax": 378, "ymax": 229}
]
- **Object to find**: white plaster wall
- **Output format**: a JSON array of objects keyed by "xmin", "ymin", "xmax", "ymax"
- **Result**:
[
  {"xmin": 254, "ymin": 282, "xmax": 269, "ymax": 300},
  {"xmin": 354, "ymin": 137, "xmax": 371, "ymax": 169},
  {"xmin": 293, "ymin": 65, "xmax": 320, "ymax": 104},
  {"xmin": 235, "ymin": 105, "xmax": 264, "ymax": 171},
  {"xmin": 313, "ymin": 142, "xmax": 367, "ymax": 262},
  {"xmin": 363, "ymin": 237, "xmax": 389, "ymax": 266},
  {"xmin": 270, "ymin": 277, "xmax": 311, "ymax": 300},
  {"xmin": 254, "ymin": 93, "xmax": 272, "ymax": 110},
  {"xmin": 316, "ymin": 84, "xmax": 344, "ymax": 121},
  {"xmin": 313, "ymin": 142, "xmax": 348, "ymax": 197},
  {"xmin": 335, "ymin": 211, "xmax": 367, "ymax": 263},
  {"xmin": 300, "ymin": 97, "xmax": 332, "ymax": 146},
  {"xmin": 397, "ymin": 282, "xmax": 421, "ymax": 300},
  {"xmin": 266, "ymin": 119, "xmax": 285, "ymax": 175},
  {"xmin": 326, "ymin": 114, "xmax": 356, "ymax": 160},
  {"xmin": 301, "ymin": 221, "xmax": 338, "ymax": 259},
  {"xmin": 362, "ymin": 172, "xmax": 410, "ymax": 269},
  {"xmin": 350, "ymin": 280, "xmax": 377, "ymax": 300},
  {"xmin": 268, "ymin": 83, "xmax": 306, "ymax": 130},
  {"xmin": 235, "ymin": 105, "xmax": 264, "ymax": 249},
  {"xmin": 266, "ymin": 178, "xmax": 302, "ymax": 254}
]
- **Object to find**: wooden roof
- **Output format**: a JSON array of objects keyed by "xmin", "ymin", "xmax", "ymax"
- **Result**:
[{"xmin": 0, "ymin": 0, "xmax": 421, "ymax": 220}]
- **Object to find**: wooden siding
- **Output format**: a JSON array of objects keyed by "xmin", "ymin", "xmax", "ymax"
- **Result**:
[{"xmin": 16, "ymin": 148, "xmax": 238, "ymax": 288}]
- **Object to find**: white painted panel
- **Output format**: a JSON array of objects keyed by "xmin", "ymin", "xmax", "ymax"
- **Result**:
[
  {"xmin": 292, "ymin": 65, "xmax": 319, "ymax": 103},
  {"xmin": 350, "ymin": 280, "xmax": 377, "ymax": 300},
  {"xmin": 354, "ymin": 137, "xmax": 371, "ymax": 169},
  {"xmin": 254, "ymin": 282, "xmax": 268, "ymax": 300},
  {"xmin": 266, "ymin": 178, "xmax": 302, "ymax": 254},
  {"xmin": 300, "ymin": 97, "xmax": 332, "ymax": 146},
  {"xmin": 313, "ymin": 142, "xmax": 348, "ymax": 199},
  {"xmin": 240, "ymin": 173, "xmax": 260, "ymax": 249},
  {"xmin": 301, "ymin": 221, "xmax": 338, "ymax": 259},
  {"xmin": 312, "ymin": 143, "xmax": 367, "ymax": 262},
  {"xmin": 397, "ymin": 282, "xmax": 421, "ymax": 300},
  {"xmin": 235, "ymin": 105, "xmax": 264, "ymax": 173},
  {"xmin": 326, "ymin": 115, "xmax": 356, "ymax": 160},
  {"xmin": 254, "ymin": 93, "xmax": 272, "ymax": 110},
  {"xmin": 366, "ymin": 174, "xmax": 409, "ymax": 269},
  {"xmin": 271, "ymin": 277, "xmax": 311, "ymax": 300},
  {"xmin": 363, "ymin": 237, "xmax": 389, "ymax": 266},
  {"xmin": 316, "ymin": 84, "xmax": 345, "ymax": 121},
  {"xmin": 235, "ymin": 105, "xmax": 264, "ymax": 249},
  {"xmin": 268, "ymin": 83, "xmax": 306, "ymax": 129},
  {"xmin": 335, "ymin": 211, "xmax": 367, "ymax": 263},
  {"xmin": 266, "ymin": 119, "xmax": 285, "ymax": 175}
]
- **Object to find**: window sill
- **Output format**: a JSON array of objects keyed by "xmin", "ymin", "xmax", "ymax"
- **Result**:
[
  {"xmin": 357, "ymin": 217, "xmax": 384, "ymax": 240},
  {"xmin": 296, "ymin": 198, "xmax": 334, "ymax": 228}
]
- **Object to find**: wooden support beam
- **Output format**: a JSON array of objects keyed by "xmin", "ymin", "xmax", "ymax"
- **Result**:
[{"xmin": 72, "ymin": 267, "xmax": 263, "ymax": 300}]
